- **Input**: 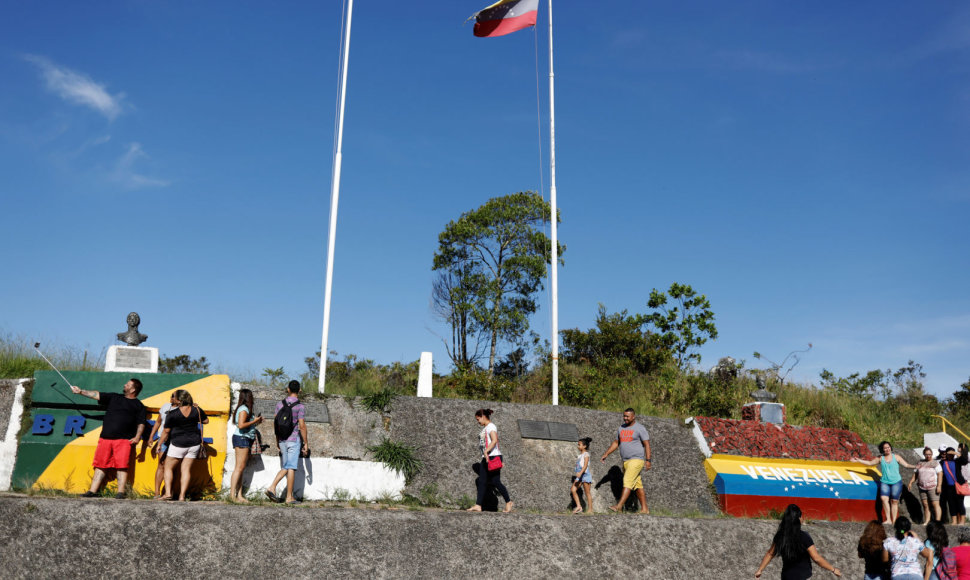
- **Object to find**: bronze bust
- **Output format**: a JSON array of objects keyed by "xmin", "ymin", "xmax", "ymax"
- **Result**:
[{"xmin": 116, "ymin": 312, "xmax": 148, "ymax": 346}]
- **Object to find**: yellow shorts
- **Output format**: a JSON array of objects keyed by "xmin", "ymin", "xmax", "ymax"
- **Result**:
[{"xmin": 622, "ymin": 459, "xmax": 644, "ymax": 490}]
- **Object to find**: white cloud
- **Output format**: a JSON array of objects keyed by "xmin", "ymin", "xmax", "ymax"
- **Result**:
[
  {"xmin": 110, "ymin": 142, "xmax": 169, "ymax": 190},
  {"xmin": 23, "ymin": 54, "xmax": 126, "ymax": 120}
]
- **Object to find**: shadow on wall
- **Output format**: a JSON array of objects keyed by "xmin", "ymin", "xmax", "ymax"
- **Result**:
[
  {"xmin": 594, "ymin": 465, "xmax": 641, "ymax": 511},
  {"xmin": 238, "ymin": 455, "xmax": 314, "ymax": 499}
]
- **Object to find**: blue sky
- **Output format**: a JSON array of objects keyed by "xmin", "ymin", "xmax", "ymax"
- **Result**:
[{"xmin": 1, "ymin": 1, "xmax": 967, "ymax": 398}]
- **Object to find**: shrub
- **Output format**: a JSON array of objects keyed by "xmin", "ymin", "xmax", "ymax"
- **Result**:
[{"xmin": 367, "ymin": 438, "xmax": 422, "ymax": 485}]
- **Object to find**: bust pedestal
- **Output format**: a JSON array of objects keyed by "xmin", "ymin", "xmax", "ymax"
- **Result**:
[
  {"xmin": 742, "ymin": 401, "xmax": 786, "ymax": 424},
  {"xmin": 105, "ymin": 345, "xmax": 159, "ymax": 373}
]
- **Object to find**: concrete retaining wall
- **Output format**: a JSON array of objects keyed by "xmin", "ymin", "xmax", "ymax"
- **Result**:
[
  {"xmin": 1, "ymin": 495, "xmax": 958, "ymax": 579},
  {"xmin": 389, "ymin": 397, "xmax": 716, "ymax": 514},
  {"xmin": 225, "ymin": 384, "xmax": 405, "ymax": 500}
]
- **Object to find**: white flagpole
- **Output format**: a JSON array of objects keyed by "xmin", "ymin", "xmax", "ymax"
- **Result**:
[
  {"xmin": 319, "ymin": 0, "xmax": 354, "ymax": 393},
  {"xmin": 547, "ymin": 0, "xmax": 559, "ymax": 405}
]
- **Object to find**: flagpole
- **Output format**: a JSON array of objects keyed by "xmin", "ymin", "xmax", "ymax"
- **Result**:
[
  {"xmin": 547, "ymin": 0, "xmax": 559, "ymax": 406},
  {"xmin": 319, "ymin": 0, "xmax": 354, "ymax": 394}
]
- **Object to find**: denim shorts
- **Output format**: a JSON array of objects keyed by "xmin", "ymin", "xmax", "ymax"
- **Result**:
[
  {"xmin": 879, "ymin": 480, "xmax": 903, "ymax": 500},
  {"xmin": 232, "ymin": 435, "xmax": 253, "ymax": 449},
  {"xmin": 279, "ymin": 440, "xmax": 300, "ymax": 470}
]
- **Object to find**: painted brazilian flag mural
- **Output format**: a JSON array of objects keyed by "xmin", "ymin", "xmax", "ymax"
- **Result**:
[{"xmin": 13, "ymin": 370, "xmax": 230, "ymax": 495}]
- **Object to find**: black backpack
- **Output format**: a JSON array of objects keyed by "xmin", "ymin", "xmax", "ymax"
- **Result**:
[{"xmin": 274, "ymin": 399, "xmax": 297, "ymax": 439}]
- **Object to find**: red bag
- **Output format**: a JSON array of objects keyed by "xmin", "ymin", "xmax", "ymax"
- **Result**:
[{"xmin": 487, "ymin": 455, "xmax": 503, "ymax": 471}]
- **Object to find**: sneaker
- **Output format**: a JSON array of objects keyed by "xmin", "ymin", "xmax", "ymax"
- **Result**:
[{"xmin": 80, "ymin": 491, "xmax": 98, "ymax": 498}]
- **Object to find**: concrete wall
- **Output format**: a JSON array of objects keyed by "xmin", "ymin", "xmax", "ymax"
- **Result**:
[
  {"xmin": 226, "ymin": 385, "xmax": 405, "ymax": 500},
  {"xmin": 3, "ymin": 495, "xmax": 962, "ymax": 579},
  {"xmin": 389, "ymin": 397, "xmax": 717, "ymax": 514}
]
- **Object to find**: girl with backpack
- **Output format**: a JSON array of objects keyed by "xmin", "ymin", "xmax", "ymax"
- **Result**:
[
  {"xmin": 909, "ymin": 447, "xmax": 943, "ymax": 524},
  {"xmin": 924, "ymin": 521, "xmax": 952, "ymax": 580}
]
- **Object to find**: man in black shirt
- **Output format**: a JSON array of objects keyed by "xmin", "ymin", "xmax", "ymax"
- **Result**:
[{"xmin": 70, "ymin": 378, "xmax": 147, "ymax": 499}]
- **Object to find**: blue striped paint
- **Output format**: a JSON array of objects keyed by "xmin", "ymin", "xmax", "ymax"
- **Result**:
[{"xmin": 714, "ymin": 473, "xmax": 877, "ymax": 501}]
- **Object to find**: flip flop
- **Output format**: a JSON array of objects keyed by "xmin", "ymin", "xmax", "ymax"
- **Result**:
[
  {"xmin": 608, "ymin": 505, "xmax": 621, "ymax": 513},
  {"xmin": 265, "ymin": 490, "xmax": 278, "ymax": 503},
  {"xmin": 286, "ymin": 500, "xmax": 299, "ymax": 505}
]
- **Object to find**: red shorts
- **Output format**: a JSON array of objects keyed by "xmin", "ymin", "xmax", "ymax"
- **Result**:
[{"xmin": 93, "ymin": 438, "xmax": 134, "ymax": 470}]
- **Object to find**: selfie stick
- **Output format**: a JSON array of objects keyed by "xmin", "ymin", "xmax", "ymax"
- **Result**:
[{"xmin": 33, "ymin": 342, "xmax": 75, "ymax": 390}]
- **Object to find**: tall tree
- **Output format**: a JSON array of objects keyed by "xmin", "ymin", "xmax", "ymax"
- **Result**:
[
  {"xmin": 433, "ymin": 191, "xmax": 563, "ymax": 374},
  {"xmin": 646, "ymin": 282, "xmax": 718, "ymax": 369}
]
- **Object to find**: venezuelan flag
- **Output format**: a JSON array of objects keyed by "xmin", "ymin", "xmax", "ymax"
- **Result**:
[
  {"xmin": 705, "ymin": 454, "xmax": 881, "ymax": 521},
  {"xmin": 472, "ymin": 0, "xmax": 539, "ymax": 38}
]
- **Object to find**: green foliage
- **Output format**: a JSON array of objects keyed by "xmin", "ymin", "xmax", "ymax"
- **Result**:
[
  {"xmin": 457, "ymin": 494, "xmax": 475, "ymax": 510},
  {"xmin": 432, "ymin": 191, "xmax": 564, "ymax": 373},
  {"xmin": 158, "ymin": 354, "xmax": 210, "ymax": 374},
  {"xmin": 561, "ymin": 304, "xmax": 671, "ymax": 375},
  {"xmin": 367, "ymin": 438, "xmax": 422, "ymax": 485},
  {"xmin": 302, "ymin": 350, "xmax": 420, "ymax": 397},
  {"xmin": 416, "ymin": 483, "xmax": 444, "ymax": 507},
  {"xmin": 949, "ymin": 377, "xmax": 970, "ymax": 420},
  {"xmin": 646, "ymin": 283, "xmax": 718, "ymax": 369},
  {"xmin": 360, "ymin": 387, "xmax": 397, "ymax": 414},
  {"xmin": 442, "ymin": 368, "xmax": 515, "ymax": 402},
  {"xmin": 261, "ymin": 366, "xmax": 287, "ymax": 387},
  {"xmin": 819, "ymin": 368, "xmax": 889, "ymax": 399}
]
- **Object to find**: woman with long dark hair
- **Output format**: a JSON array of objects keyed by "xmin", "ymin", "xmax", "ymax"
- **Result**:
[
  {"xmin": 754, "ymin": 504, "xmax": 842, "ymax": 579},
  {"xmin": 858, "ymin": 520, "xmax": 889, "ymax": 580},
  {"xmin": 924, "ymin": 521, "xmax": 950, "ymax": 580},
  {"xmin": 157, "ymin": 390, "xmax": 208, "ymax": 502},
  {"xmin": 881, "ymin": 516, "xmax": 932, "ymax": 580},
  {"xmin": 466, "ymin": 408, "xmax": 513, "ymax": 513},
  {"xmin": 229, "ymin": 388, "xmax": 263, "ymax": 502}
]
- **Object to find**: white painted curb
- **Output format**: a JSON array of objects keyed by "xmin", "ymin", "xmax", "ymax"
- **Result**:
[
  {"xmin": 222, "ymin": 383, "xmax": 405, "ymax": 501},
  {"xmin": 0, "ymin": 381, "xmax": 27, "ymax": 491}
]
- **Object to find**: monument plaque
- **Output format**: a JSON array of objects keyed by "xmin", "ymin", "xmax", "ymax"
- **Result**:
[
  {"xmin": 105, "ymin": 345, "xmax": 159, "ymax": 373},
  {"xmin": 254, "ymin": 398, "xmax": 330, "ymax": 424},
  {"xmin": 116, "ymin": 348, "xmax": 152, "ymax": 370},
  {"xmin": 517, "ymin": 420, "xmax": 579, "ymax": 442}
]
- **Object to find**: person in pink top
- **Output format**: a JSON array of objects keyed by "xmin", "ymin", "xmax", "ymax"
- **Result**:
[{"xmin": 950, "ymin": 527, "xmax": 970, "ymax": 580}]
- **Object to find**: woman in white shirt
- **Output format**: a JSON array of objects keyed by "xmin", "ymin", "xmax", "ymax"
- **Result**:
[{"xmin": 466, "ymin": 408, "xmax": 513, "ymax": 513}]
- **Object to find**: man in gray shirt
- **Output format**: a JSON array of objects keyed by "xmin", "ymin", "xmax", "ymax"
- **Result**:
[{"xmin": 601, "ymin": 407, "xmax": 651, "ymax": 513}]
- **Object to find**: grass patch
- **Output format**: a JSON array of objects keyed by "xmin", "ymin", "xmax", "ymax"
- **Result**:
[
  {"xmin": 360, "ymin": 387, "xmax": 397, "ymax": 414},
  {"xmin": 0, "ymin": 333, "xmax": 105, "ymax": 379},
  {"xmin": 366, "ymin": 438, "xmax": 422, "ymax": 485},
  {"xmin": 457, "ymin": 494, "xmax": 475, "ymax": 510}
]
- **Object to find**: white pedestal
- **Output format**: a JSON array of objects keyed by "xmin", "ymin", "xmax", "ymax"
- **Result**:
[
  {"xmin": 417, "ymin": 352, "xmax": 433, "ymax": 397},
  {"xmin": 105, "ymin": 345, "xmax": 159, "ymax": 373}
]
